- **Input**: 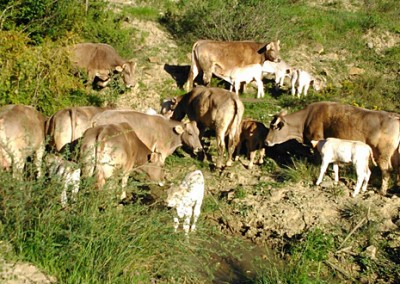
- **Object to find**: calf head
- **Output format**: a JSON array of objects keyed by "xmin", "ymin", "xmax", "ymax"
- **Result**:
[
  {"xmin": 116, "ymin": 60, "xmax": 136, "ymax": 88},
  {"xmin": 258, "ymin": 40, "xmax": 281, "ymax": 63},
  {"xmin": 160, "ymin": 98, "xmax": 177, "ymax": 119},
  {"xmin": 174, "ymin": 121, "xmax": 203, "ymax": 153}
]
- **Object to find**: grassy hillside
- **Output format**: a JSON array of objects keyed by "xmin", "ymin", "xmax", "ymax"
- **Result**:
[{"xmin": 1, "ymin": 0, "xmax": 400, "ymax": 283}]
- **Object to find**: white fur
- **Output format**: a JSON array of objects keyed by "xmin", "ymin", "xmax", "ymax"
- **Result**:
[
  {"xmin": 312, "ymin": 138, "xmax": 376, "ymax": 197},
  {"xmin": 262, "ymin": 60, "xmax": 293, "ymax": 89},
  {"xmin": 214, "ymin": 64, "xmax": 265, "ymax": 98},
  {"xmin": 291, "ymin": 69, "xmax": 324, "ymax": 97},
  {"xmin": 44, "ymin": 154, "xmax": 80, "ymax": 207},
  {"xmin": 166, "ymin": 170, "xmax": 205, "ymax": 235}
]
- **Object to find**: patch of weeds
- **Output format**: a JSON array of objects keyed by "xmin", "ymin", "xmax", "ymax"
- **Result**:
[
  {"xmin": 260, "ymin": 157, "xmax": 280, "ymax": 174},
  {"xmin": 234, "ymin": 186, "xmax": 247, "ymax": 199},
  {"xmin": 280, "ymin": 158, "xmax": 317, "ymax": 185},
  {"xmin": 287, "ymin": 228, "xmax": 335, "ymax": 282}
]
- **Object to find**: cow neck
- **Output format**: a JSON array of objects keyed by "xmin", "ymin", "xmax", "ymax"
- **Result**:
[{"xmin": 284, "ymin": 109, "xmax": 307, "ymax": 143}]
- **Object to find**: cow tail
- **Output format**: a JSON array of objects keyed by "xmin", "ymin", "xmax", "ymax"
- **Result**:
[
  {"xmin": 70, "ymin": 108, "xmax": 76, "ymax": 143},
  {"xmin": 230, "ymin": 99, "xmax": 244, "ymax": 149},
  {"xmin": 186, "ymin": 41, "xmax": 200, "ymax": 91},
  {"xmin": 94, "ymin": 132, "xmax": 106, "ymax": 188},
  {"xmin": 370, "ymin": 147, "xmax": 377, "ymax": 167}
]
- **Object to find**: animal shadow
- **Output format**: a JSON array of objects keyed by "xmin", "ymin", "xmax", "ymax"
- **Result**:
[{"xmin": 164, "ymin": 64, "xmax": 191, "ymax": 89}]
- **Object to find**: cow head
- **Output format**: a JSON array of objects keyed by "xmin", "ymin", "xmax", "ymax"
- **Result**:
[
  {"xmin": 265, "ymin": 110, "xmax": 292, "ymax": 146},
  {"xmin": 174, "ymin": 121, "xmax": 203, "ymax": 153},
  {"xmin": 259, "ymin": 40, "xmax": 281, "ymax": 63},
  {"xmin": 116, "ymin": 60, "xmax": 136, "ymax": 88},
  {"xmin": 160, "ymin": 97, "xmax": 178, "ymax": 119}
]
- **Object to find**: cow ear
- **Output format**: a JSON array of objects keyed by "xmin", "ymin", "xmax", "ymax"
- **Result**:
[
  {"xmin": 115, "ymin": 65, "xmax": 123, "ymax": 72},
  {"xmin": 310, "ymin": 140, "xmax": 319, "ymax": 148},
  {"xmin": 173, "ymin": 125, "xmax": 184, "ymax": 135}
]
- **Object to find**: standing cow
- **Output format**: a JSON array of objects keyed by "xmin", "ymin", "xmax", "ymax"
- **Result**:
[
  {"xmin": 235, "ymin": 119, "xmax": 269, "ymax": 169},
  {"xmin": 266, "ymin": 101, "xmax": 400, "ymax": 195},
  {"xmin": 0, "ymin": 105, "xmax": 47, "ymax": 178},
  {"xmin": 170, "ymin": 86, "xmax": 244, "ymax": 168},
  {"xmin": 46, "ymin": 106, "xmax": 108, "ymax": 152},
  {"xmin": 185, "ymin": 40, "xmax": 281, "ymax": 91},
  {"xmin": 80, "ymin": 122, "xmax": 164, "ymax": 199},
  {"xmin": 70, "ymin": 43, "xmax": 136, "ymax": 88},
  {"xmin": 90, "ymin": 110, "xmax": 203, "ymax": 164}
]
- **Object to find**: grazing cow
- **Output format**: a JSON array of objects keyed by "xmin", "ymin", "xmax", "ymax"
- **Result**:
[
  {"xmin": 90, "ymin": 110, "xmax": 203, "ymax": 164},
  {"xmin": 185, "ymin": 39, "xmax": 281, "ymax": 91},
  {"xmin": 291, "ymin": 69, "xmax": 325, "ymax": 97},
  {"xmin": 80, "ymin": 122, "xmax": 164, "ymax": 199},
  {"xmin": 170, "ymin": 86, "xmax": 244, "ymax": 168},
  {"xmin": 235, "ymin": 119, "xmax": 269, "ymax": 169},
  {"xmin": 70, "ymin": 43, "xmax": 136, "ymax": 88},
  {"xmin": 0, "ymin": 105, "xmax": 47, "ymax": 178},
  {"xmin": 44, "ymin": 153, "xmax": 81, "ymax": 207},
  {"xmin": 46, "ymin": 106, "xmax": 108, "ymax": 152},
  {"xmin": 311, "ymin": 138, "xmax": 377, "ymax": 197},
  {"xmin": 262, "ymin": 60, "xmax": 293, "ymax": 89},
  {"xmin": 266, "ymin": 101, "xmax": 400, "ymax": 195},
  {"xmin": 166, "ymin": 170, "xmax": 205, "ymax": 235},
  {"xmin": 214, "ymin": 63, "xmax": 265, "ymax": 98}
]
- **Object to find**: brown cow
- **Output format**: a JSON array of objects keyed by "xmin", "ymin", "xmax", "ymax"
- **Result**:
[
  {"xmin": 235, "ymin": 119, "xmax": 269, "ymax": 169},
  {"xmin": 185, "ymin": 39, "xmax": 281, "ymax": 91},
  {"xmin": 70, "ymin": 43, "xmax": 136, "ymax": 88},
  {"xmin": 90, "ymin": 110, "xmax": 203, "ymax": 163},
  {"xmin": 80, "ymin": 122, "xmax": 164, "ymax": 199},
  {"xmin": 266, "ymin": 101, "xmax": 400, "ymax": 195},
  {"xmin": 170, "ymin": 86, "xmax": 244, "ymax": 168},
  {"xmin": 0, "ymin": 105, "xmax": 47, "ymax": 178},
  {"xmin": 46, "ymin": 106, "xmax": 109, "ymax": 152}
]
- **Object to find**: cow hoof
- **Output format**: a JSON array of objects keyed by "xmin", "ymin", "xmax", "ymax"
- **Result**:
[{"xmin": 226, "ymin": 160, "xmax": 233, "ymax": 167}]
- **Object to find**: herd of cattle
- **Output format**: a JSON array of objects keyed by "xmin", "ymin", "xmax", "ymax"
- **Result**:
[{"xmin": 0, "ymin": 39, "xmax": 399, "ymax": 233}]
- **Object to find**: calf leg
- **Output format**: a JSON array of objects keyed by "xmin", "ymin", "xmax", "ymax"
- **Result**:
[
  {"xmin": 255, "ymin": 77, "xmax": 264, "ymax": 98},
  {"xmin": 316, "ymin": 160, "xmax": 330, "ymax": 186},
  {"xmin": 303, "ymin": 82, "xmax": 310, "ymax": 97},
  {"xmin": 352, "ymin": 164, "xmax": 366, "ymax": 197},
  {"xmin": 248, "ymin": 150, "xmax": 256, "ymax": 169},
  {"xmin": 191, "ymin": 201, "xmax": 202, "ymax": 232},
  {"xmin": 333, "ymin": 163, "xmax": 339, "ymax": 185},
  {"xmin": 362, "ymin": 166, "xmax": 371, "ymax": 193},
  {"xmin": 258, "ymin": 147, "xmax": 266, "ymax": 165}
]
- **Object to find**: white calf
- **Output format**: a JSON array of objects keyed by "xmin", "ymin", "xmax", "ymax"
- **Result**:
[
  {"xmin": 44, "ymin": 153, "xmax": 81, "ymax": 207},
  {"xmin": 291, "ymin": 68, "xmax": 325, "ymax": 97},
  {"xmin": 214, "ymin": 64, "xmax": 265, "ymax": 98},
  {"xmin": 166, "ymin": 170, "xmax": 205, "ymax": 235},
  {"xmin": 311, "ymin": 138, "xmax": 377, "ymax": 197},
  {"xmin": 262, "ymin": 60, "xmax": 293, "ymax": 89}
]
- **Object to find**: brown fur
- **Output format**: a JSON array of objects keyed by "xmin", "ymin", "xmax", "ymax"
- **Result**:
[
  {"xmin": 90, "ymin": 110, "xmax": 203, "ymax": 163},
  {"xmin": 185, "ymin": 40, "xmax": 280, "ymax": 91},
  {"xmin": 46, "ymin": 106, "xmax": 108, "ymax": 152},
  {"xmin": 171, "ymin": 86, "xmax": 244, "ymax": 168},
  {"xmin": 80, "ymin": 123, "xmax": 164, "ymax": 193},
  {"xmin": 70, "ymin": 43, "xmax": 136, "ymax": 88},
  {"xmin": 235, "ymin": 119, "xmax": 269, "ymax": 169},
  {"xmin": 266, "ymin": 101, "xmax": 400, "ymax": 194},
  {"xmin": 0, "ymin": 105, "xmax": 47, "ymax": 178}
]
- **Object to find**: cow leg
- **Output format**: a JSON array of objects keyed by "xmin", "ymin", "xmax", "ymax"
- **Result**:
[
  {"xmin": 34, "ymin": 142, "xmax": 45, "ymax": 178},
  {"xmin": 234, "ymin": 138, "xmax": 243, "ymax": 161},
  {"xmin": 248, "ymin": 150, "xmax": 256, "ymax": 169},
  {"xmin": 202, "ymin": 70, "xmax": 213, "ymax": 86},
  {"xmin": 258, "ymin": 147, "xmax": 266, "ymax": 165},
  {"xmin": 216, "ymin": 133, "xmax": 226, "ymax": 168},
  {"xmin": 379, "ymin": 160, "xmax": 391, "ymax": 195},
  {"xmin": 316, "ymin": 160, "xmax": 330, "ymax": 186},
  {"xmin": 120, "ymin": 174, "xmax": 129, "ymax": 200},
  {"xmin": 182, "ymin": 207, "xmax": 193, "ymax": 235}
]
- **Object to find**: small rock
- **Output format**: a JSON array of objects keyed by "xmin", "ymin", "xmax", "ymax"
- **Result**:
[
  {"xmin": 364, "ymin": 245, "xmax": 377, "ymax": 260},
  {"xmin": 349, "ymin": 66, "xmax": 365, "ymax": 75},
  {"xmin": 148, "ymin": 56, "xmax": 161, "ymax": 63}
]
